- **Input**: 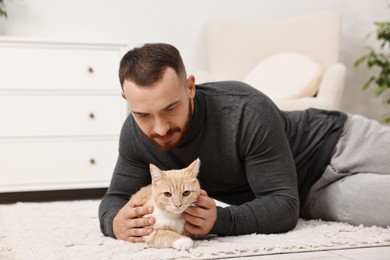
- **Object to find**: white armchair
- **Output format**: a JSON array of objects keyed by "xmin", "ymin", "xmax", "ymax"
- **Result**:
[{"xmin": 194, "ymin": 11, "xmax": 346, "ymax": 111}]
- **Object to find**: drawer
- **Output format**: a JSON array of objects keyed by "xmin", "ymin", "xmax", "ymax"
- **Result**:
[
  {"xmin": 0, "ymin": 44, "xmax": 122, "ymax": 91},
  {"xmin": 0, "ymin": 95, "xmax": 128, "ymax": 137},
  {"xmin": 0, "ymin": 139, "xmax": 119, "ymax": 192}
]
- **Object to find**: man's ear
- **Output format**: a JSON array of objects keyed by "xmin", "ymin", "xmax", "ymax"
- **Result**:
[
  {"xmin": 121, "ymin": 91, "xmax": 126, "ymax": 100},
  {"xmin": 186, "ymin": 75, "xmax": 196, "ymax": 98}
]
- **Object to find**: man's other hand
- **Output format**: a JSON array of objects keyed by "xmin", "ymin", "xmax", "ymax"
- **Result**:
[{"xmin": 183, "ymin": 189, "xmax": 217, "ymax": 238}]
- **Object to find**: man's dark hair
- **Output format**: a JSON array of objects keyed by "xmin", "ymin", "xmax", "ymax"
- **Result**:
[{"xmin": 119, "ymin": 43, "xmax": 187, "ymax": 88}]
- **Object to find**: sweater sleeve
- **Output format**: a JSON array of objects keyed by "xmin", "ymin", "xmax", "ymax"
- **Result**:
[{"xmin": 210, "ymin": 95, "xmax": 300, "ymax": 235}]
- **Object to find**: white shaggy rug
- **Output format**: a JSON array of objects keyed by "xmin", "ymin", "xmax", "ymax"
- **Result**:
[{"xmin": 1, "ymin": 200, "xmax": 390, "ymax": 260}]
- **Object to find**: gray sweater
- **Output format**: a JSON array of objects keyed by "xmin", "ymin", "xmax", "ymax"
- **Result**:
[{"xmin": 99, "ymin": 81, "xmax": 347, "ymax": 237}]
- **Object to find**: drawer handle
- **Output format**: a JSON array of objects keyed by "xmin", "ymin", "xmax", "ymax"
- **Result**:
[
  {"xmin": 87, "ymin": 67, "xmax": 94, "ymax": 74},
  {"xmin": 90, "ymin": 158, "xmax": 96, "ymax": 165},
  {"xmin": 89, "ymin": 113, "xmax": 95, "ymax": 119}
]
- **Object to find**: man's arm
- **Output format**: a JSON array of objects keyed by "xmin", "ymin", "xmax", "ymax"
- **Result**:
[
  {"xmin": 182, "ymin": 147, "xmax": 299, "ymax": 237},
  {"xmin": 184, "ymin": 182, "xmax": 298, "ymax": 237},
  {"xmin": 98, "ymin": 151, "xmax": 153, "ymax": 239}
]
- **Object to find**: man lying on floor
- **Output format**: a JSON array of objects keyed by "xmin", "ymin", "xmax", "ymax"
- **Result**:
[{"xmin": 99, "ymin": 43, "xmax": 390, "ymax": 243}]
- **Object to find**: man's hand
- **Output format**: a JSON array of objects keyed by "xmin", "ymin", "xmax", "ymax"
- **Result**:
[
  {"xmin": 183, "ymin": 190, "xmax": 217, "ymax": 238},
  {"xmin": 112, "ymin": 198, "xmax": 155, "ymax": 243}
]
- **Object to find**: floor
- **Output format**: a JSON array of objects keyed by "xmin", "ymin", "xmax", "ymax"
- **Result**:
[{"xmin": 228, "ymin": 246, "xmax": 390, "ymax": 260}]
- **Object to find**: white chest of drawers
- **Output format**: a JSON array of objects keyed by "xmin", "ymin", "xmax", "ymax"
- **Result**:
[{"xmin": 0, "ymin": 37, "xmax": 128, "ymax": 192}]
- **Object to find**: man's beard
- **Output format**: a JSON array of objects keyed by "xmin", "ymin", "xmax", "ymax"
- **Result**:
[{"xmin": 150, "ymin": 99, "xmax": 193, "ymax": 151}]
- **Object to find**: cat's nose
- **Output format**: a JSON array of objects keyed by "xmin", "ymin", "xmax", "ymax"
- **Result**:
[{"xmin": 175, "ymin": 203, "xmax": 182, "ymax": 208}]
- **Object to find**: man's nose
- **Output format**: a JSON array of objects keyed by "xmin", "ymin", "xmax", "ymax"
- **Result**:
[{"xmin": 154, "ymin": 118, "xmax": 170, "ymax": 137}]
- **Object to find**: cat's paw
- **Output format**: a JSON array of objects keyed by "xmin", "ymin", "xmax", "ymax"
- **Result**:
[{"xmin": 173, "ymin": 237, "xmax": 193, "ymax": 251}]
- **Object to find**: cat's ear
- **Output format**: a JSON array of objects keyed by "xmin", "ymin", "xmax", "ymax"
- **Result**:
[
  {"xmin": 149, "ymin": 164, "xmax": 163, "ymax": 183},
  {"xmin": 187, "ymin": 158, "xmax": 201, "ymax": 178}
]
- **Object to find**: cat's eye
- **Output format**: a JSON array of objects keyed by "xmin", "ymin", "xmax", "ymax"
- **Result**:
[
  {"xmin": 182, "ymin": 190, "xmax": 191, "ymax": 197},
  {"xmin": 163, "ymin": 192, "xmax": 172, "ymax": 197}
]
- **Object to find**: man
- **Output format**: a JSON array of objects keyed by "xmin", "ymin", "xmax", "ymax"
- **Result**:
[{"xmin": 99, "ymin": 43, "xmax": 390, "ymax": 243}]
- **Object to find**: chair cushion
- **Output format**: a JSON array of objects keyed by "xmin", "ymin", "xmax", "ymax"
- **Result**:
[{"xmin": 243, "ymin": 52, "xmax": 323, "ymax": 100}]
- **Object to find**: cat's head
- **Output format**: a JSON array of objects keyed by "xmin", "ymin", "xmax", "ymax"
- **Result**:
[{"xmin": 149, "ymin": 158, "xmax": 201, "ymax": 214}]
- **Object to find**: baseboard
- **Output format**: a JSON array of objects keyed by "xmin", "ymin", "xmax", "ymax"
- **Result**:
[{"xmin": 0, "ymin": 188, "xmax": 107, "ymax": 204}]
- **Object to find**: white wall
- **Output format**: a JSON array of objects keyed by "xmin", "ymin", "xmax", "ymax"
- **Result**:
[{"xmin": 1, "ymin": 0, "xmax": 389, "ymax": 121}]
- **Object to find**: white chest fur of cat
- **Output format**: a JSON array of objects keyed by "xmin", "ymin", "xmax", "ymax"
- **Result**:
[{"xmin": 130, "ymin": 158, "xmax": 201, "ymax": 250}]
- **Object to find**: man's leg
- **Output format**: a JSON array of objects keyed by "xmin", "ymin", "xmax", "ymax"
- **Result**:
[
  {"xmin": 308, "ymin": 172, "xmax": 390, "ymax": 226},
  {"xmin": 302, "ymin": 114, "xmax": 390, "ymax": 227}
]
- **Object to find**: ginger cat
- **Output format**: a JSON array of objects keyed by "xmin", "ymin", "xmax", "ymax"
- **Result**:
[{"xmin": 131, "ymin": 158, "xmax": 201, "ymax": 250}]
